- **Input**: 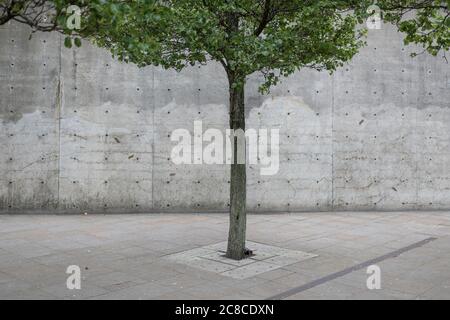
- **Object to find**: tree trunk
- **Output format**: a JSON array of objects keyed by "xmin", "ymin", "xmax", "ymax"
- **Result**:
[{"xmin": 226, "ymin": 77, "xmax": 247, "ymax": 260}]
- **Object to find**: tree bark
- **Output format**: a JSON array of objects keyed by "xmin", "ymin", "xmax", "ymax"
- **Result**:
[{"xmin": 226, "ymin": 76, "xmax": 247, "ymax": 260}]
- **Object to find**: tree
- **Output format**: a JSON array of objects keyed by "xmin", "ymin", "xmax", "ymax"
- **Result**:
[
  {"xmin": 0, "ymin": 0, "xmax": 448, "ymax": 260},
  {"xmin": 66, "ymin": 0, "xmax": 369, "ymax": 260},
  {"xmin": 80, "ymin": 1, "xmax": 447, "ymax": 260}
]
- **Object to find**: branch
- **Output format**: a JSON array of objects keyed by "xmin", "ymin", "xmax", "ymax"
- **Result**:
[{"xmin": 254, "ymin": 0, "xmax": 272, "ymax": 36}]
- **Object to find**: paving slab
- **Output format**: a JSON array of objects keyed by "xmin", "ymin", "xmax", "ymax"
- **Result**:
[{"xmin": 0, "ymin": 212, "xmax": 449, "ymax": 299}]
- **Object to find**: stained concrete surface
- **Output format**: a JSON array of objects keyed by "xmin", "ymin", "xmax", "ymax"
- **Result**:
[
  {"xmin": 0, "ymin": 212, "xmax": 449, "ymax": 300},
  {"xmin": 1, "ymin": 21, "xmax": 449, "ymax": 213}
]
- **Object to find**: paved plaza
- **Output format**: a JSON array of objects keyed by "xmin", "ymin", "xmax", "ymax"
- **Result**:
[{"xmin": 0, "ymin": 212, "xmax": 449, "ymax": 300}]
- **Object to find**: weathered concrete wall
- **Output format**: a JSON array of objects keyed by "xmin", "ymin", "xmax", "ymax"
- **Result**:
[{"xmin": 1, "ymin": 21, "xmax": 449, "ymax": 214}]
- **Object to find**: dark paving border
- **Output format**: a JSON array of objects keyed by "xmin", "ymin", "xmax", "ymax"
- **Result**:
[{"xmin": 267, "ymin": 237, "xmax": 437, "ymax": 300}]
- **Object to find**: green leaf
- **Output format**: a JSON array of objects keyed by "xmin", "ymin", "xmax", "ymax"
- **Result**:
[
  {"xmin": 74, "ymin": 38, "xmax": 82, "ymax": 47},
  {"xmin": 64, "ymin": 37, "xmax": 72, "ymax": 49}
]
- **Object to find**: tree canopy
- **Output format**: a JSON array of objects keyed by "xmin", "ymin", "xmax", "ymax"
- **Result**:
[
  {"xmin": 1, "ymin": 1, "xmax": 448, "ymax": 87},
  {"xmin": 60, "ymin": 0, "xmax": 368, "ymax": 92}
]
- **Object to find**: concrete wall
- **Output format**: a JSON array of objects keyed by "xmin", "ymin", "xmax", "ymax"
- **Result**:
[{"xmin": 1, "ymin": 21, "xmax": 449, "ymax": 214}]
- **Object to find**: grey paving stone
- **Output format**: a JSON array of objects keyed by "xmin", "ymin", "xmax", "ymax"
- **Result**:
[
  {"xmin": 0, "ymin": 280, "xmax": 35, "ymax": 299},
  {"xmin": 41, "ymin": 283, "xmax": 109, "ymax": 300},
  {"xmin": 0, "ymin": 212, "xmax": 449, "ymax": 299},
  {"xmin": 200, "ymin": 252, "xmax": 256, "ymax": 267},
  {"xmin": 87, "ymin": 271, "xmax": 147, "ymax": 290},
  {"xmin": 417, "ymin": 284, "xmax": 450, "ymax": 300},
  {"xmin": 165, "ymin": 241, "xmax": 317, "ymax": 280},
  {"xmin": 191, "ymin": 257, "xmax": 239, "ymax": 273},
  {"xmin": 222, "ymin": 262, "xmax": 281, "ymax": 280},
  {"xmin": 256, "ymin": 268, "xmax": 295, "ymax": 281},
  {"xmin": 93, "ymin": 282, "xmax": 176, "ymax": 300},
  {"xmin": 6, "ymin": 289, "xmax": 58, "ymax": 300},
  {"xmin": 379, "ymin": 275, "xmax": 435, "ymax": 296},
  {"xmin": 243, "ymin": 280, "xmax": 293, "ymax": 297},
  {"xmin": 154, "ymin": 274, "xmax": 209, "ymax": 291}
]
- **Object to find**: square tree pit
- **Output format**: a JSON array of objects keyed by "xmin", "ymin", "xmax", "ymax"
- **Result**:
[{"xmin": 165, "ymin": 241, "xmax": 318, "ymax": 279}]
